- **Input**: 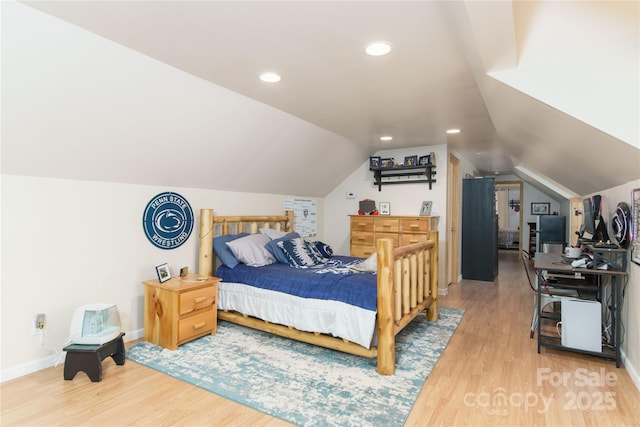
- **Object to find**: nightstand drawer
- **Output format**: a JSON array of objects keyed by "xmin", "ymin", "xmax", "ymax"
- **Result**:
[
  {"xmin": 178, "ymin": 309, "xmax": 216, "ymax": 342},
  {"xmin": 179, "ymin": 286, "xmax": 217, "ymax": 316},
  {"xmin": 350, "ymin": 217, "xmax": 374, "ymax": 232}
]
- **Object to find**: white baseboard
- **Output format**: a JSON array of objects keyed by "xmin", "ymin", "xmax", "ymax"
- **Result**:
[
  {"xmin": 621, "ymin": 348, "xmax": 640, "ymax": 392},
  {"xmin": 0, "ymin": 328, "xmax": 144, "ymax": 383}
]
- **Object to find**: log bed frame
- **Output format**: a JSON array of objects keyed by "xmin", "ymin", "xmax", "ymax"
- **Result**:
[{"xmin": 197, "ymin": 208, "xmax": 438, "ymax": 375}]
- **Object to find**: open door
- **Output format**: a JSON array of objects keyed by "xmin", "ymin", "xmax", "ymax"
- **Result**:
[{"xmin": 447, "ymin": 153, "xmax": 460, "ymax": 286}]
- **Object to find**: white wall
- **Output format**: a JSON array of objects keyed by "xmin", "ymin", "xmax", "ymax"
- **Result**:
[
  {"xmin": 324, "ymin": 145, "xmax": 448, "ymax": 291},
  {"xmin": 586, "ymin": 180, "xmax": 640, "ymax": 388},
  {"xmin": 0, "ymin": 175, "xmax": 322, "ymax": 380}
]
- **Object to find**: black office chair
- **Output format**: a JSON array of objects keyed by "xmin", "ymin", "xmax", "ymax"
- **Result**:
[{"xmin": 521, "ymin": 250, "xmax": 578, "ymax": 338}]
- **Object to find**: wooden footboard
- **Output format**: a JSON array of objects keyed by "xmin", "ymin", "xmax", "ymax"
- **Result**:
[
  {"xmin": 376, "ymin": 236, "xmax": 438, "ymax": 375},
  {"xmin": 197, "ymin": 208, "xmax": 438, "ymax": 375}
]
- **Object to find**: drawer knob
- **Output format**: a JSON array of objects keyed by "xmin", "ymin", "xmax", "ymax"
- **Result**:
[
  {"xmin": 193, "ymin": 296, "xmax": 207, "ymax": 304},
  {"xmin": 193, "ymin": 322, "xmax": 206, "ymax": 330}
]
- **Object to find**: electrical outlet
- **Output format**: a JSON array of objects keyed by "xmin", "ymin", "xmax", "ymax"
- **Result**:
[
  {"xmin": 346, "ymin": 192, "xmax": 356, "ymax": 199},
  {"xmin": 32, "ymin": 313, "xmax": 45, "ymax": 335}
]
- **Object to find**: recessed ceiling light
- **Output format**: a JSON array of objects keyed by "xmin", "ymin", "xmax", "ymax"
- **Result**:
[
  {"xmin": 380, "ymin": 136, "xmax": 393, "ymax": 141},
  {"xmin": 259, "ymin": 72, "xmax": 281, "ymax": 83},
  {"xmin": 365, "ymin": 41, "xmax": 392, "ymax": 56},
  {"xmin": 446, "ymin": 129, "xmax": 461, "ymax": 134}
]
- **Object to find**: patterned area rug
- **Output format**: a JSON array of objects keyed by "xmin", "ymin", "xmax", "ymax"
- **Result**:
[{"xmin": 127, "ymin": 307, "xmax": 464, "ymax": 427}]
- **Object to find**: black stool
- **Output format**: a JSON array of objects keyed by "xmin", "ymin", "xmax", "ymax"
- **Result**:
[{"xmin": 63, "ymin": 332, "xmax": 125, "ymax": 382}]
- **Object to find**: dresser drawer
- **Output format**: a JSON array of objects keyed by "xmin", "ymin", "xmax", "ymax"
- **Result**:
[
  {"xmin": 350, "ymin": 217, "xmax": 374, "ymax": 232},
  {"xmin": 401, "ymin": 218, "xmax": 430, "ymax": 233},
  {"xmin": 376, "ymin": 233, "xmax": 399, "ymax": 247},
  {"xmin": 179, "ymin": 286, "xmax": 217, "ymax": 316},
  {"xmin": 351, "ymin": 231, "xmax": 374, "ymax": 246},
  {"xmin": 351, "ymin": 245, "xmax": 376, "ymax": 258},
  {"xmin": 178, "ymin": 309, "xmax": 216, "ymax": 342},
  {"xmin": 375, "ymin": 218, "xmax": 399, "ymax": 233},
  {"xmin": 400, "ymin": 233, "xmax": 429, "ymax": 246}
]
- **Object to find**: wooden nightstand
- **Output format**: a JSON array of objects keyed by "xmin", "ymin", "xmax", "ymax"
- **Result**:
[{"xmin": 142, "ymin": 275, "xmax": 220, "ymax": 350}]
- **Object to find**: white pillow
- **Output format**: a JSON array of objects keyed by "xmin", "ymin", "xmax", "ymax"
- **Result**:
[
  {"xmin": 259, "ymin": 228, "xmax": 290, "ymax": 240},
  {"xmin": 349, "ymin": 253, "xmax": 377, "ymax": 273},
  {"xmin": 225, "ymin": 233, "xmax": 276, "ymax": 267}
]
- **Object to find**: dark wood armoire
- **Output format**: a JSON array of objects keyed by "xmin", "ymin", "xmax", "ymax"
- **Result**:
[{"xmin": 462, "ymin": 177, "xmax": 498, "ymax": 281}]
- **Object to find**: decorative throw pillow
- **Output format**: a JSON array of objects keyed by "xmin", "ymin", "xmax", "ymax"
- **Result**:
[
  {"xmin": 259, "ymin": 228, "xmax": 290, "ymax": 240},
  {"xmin": 213, "ymin": 233, "xmax": 249, "ymax": 268},
  {"xmin": 314, "ymin": 241, "xmax": 333, "ymax": 258},
  {"xmin": 277, "ymin": 237, "xmax": 324, "ymax": 267},
  {"xmin": 265, "ymin": 232, "xmax": 301, "ymax": 264},
  {"xmin": 225, "ymin": 233, "xmax": 276, "ymax": 267},
  {"xmin": 305, "ymin": 239, "xmax": 328, "ymax": 262}
]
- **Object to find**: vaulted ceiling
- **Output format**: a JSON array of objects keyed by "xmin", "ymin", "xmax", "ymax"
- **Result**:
[{"xmin": 3, "ymin": 1, "xmax": 638, "ymax": 198}]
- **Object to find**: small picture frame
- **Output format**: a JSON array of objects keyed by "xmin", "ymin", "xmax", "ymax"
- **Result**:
[
  {"xmin": 531, "ymin": 202, "xmax": 550, "ymax": 215},
  {"xmin": 156, "ymin": 263, "xmax": 171, "ymax": 283},
  {"xmin": 419, "ymin": 155, "xmax": 430, "ymax": 166},
  {"xmin": 380, "ymin": 158, "xmax": 395, "ymax": 169},
  {"xmin": 369, "ymin": 156, "xmax": 381, "ymax": 170},
  {"xmin": 404, "ymin": 155, "xmax": 418, "ymax": 167},
  {"xmin": 420, "ymin": 201, "xmax": 433, "ymax": 216},
  {"xmin": 379, "ymin": 202, "xmax": 391, "ymax": 215}
]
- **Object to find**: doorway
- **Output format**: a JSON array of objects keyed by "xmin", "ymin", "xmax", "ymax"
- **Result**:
[{"xmin": 495, "ymin": 181, "xmax": 524, "ymax": 257}]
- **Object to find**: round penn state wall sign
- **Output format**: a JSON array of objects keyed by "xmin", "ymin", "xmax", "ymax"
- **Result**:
[{"xmin": 143, "ymin": 192, "xmax": 194, "ymax": 249}]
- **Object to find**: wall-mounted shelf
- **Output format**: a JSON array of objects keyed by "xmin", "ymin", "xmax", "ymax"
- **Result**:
[{"xmin": 371, "ymin": 165, "xmax": 436, "ymax": 191}]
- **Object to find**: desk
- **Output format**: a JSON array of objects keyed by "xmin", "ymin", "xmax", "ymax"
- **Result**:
[{"xmin": 534, "ymin": 252, "xmax": 626, "ymax": 367}]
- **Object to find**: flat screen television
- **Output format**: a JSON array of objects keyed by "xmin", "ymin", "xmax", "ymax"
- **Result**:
[{"xmin": 69, "ymin": 303, "xmax": 121, "ymax": 345}]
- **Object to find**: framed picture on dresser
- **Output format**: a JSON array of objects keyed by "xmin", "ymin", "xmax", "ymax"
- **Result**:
[
  {"xmin": 420, "ymin": 201, "xmax": 432, "ymax": 216},
  {"xmin": 379, "ymin": 202, "xmax": 390, "ymax": 215}
]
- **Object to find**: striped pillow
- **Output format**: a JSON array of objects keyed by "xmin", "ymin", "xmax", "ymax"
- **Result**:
[{"xmin": 276, "ymin": 237, "xmax": 325, "ymax": 268}]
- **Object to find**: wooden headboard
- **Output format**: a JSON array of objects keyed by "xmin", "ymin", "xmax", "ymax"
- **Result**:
[{"xmin": 197, "ymin": 209, "xmax": 295, "ymax": 276}]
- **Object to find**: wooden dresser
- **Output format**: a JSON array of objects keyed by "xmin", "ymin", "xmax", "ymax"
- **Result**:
[
  {"xmin": 142, "ymin": 275, "xmax": 220, "ymax": 350},
  {"xmin": 349, "ymin": 215, "xmax": 439, "ymax": 258}
]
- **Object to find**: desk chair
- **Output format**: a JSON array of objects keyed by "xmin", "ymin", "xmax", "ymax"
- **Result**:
[{"xmin": 521, "ymin": 250, "xmax": 578, "ymax": 338}]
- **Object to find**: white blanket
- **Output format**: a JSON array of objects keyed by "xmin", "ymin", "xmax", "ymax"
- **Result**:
[{"xmin": 218, "ymin": 281, "xmax": 377, "ymax": 348}]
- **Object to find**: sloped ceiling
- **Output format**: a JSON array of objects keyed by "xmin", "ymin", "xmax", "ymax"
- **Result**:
[{"xmin": 2, "ymin": 1, "xmax": 638, "ymax": 198}]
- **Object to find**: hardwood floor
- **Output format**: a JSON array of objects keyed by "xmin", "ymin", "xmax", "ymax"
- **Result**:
[{"xmin": 2, "ymin": 250, "xmax": 639, "ymax": 426}]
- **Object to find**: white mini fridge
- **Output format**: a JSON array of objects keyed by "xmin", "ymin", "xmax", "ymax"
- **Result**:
[{"xmin": 561, "ymin": 298, "xmax": 602, "ymax": 352}]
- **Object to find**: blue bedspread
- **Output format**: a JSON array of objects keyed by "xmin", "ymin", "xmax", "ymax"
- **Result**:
[{"xmin": 215, "ymin": 256, "xmax": 377, "ymax": 311}]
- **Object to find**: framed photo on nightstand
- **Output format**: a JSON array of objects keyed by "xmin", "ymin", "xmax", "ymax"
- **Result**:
[{"xmin": 156, "ymin": 263, "xmax": 171, "ymax": 283}]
